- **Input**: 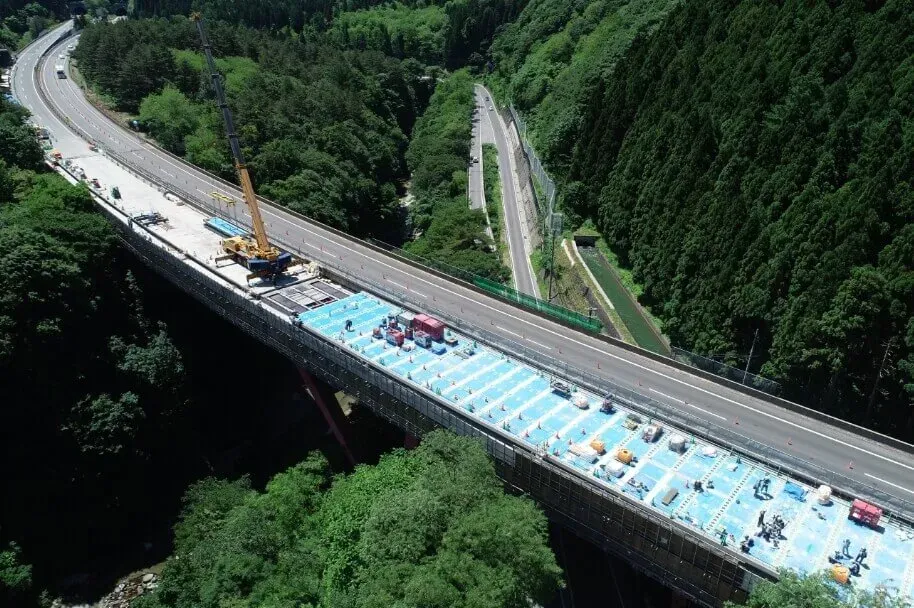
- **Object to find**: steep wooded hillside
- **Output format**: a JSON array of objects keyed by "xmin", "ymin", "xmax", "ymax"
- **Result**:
[
  {"xmin": 489, "ymin": 0, "xmax": 678, "ymax": 176},
  {"xmin": 560, "ymin": 0, "xmax": 914, "ymax": 435}
]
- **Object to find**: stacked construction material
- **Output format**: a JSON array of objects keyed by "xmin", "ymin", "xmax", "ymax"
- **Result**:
[{"xmin": 413, "ymin": 314, "xmax": 445, "ymax": 341}]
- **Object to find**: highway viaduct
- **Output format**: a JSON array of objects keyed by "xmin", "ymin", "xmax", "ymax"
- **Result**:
[{"xmin": 12, "ymin": 23, "xmax": 914, "ymax": 607}]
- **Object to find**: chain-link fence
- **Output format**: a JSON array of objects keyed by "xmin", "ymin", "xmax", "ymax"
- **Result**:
[
  {"xmin": 507, "ymin": 103, "xmax": 786, "ymax": 398},
  {"xmin": 367, "ymin": 239, "xmax": 602, "ymax": 333},
  {"xmin": 509, "ymin": 104, "xmax": 556, "ymax": 218},
  {"xmin": 331, "ymin": 268, "xmax": 914, "ymax": 526}
]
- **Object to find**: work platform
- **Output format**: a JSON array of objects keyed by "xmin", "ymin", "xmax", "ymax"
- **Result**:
[
  {"xmin": 23, "ymin": 31, "xmax": 914, "ymax": 599},
  {"xmin": 298, "ymin": 292, "xmax": 914, "ymax": 600},
  {"xmin": 42, "ymin": 141, "xmax": 914, "ymax": 604}
]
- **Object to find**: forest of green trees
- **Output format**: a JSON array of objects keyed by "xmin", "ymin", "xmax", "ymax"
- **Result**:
[
  {"xmin": 0, "ymin": 1, "xmax": 62, "ymax": 49},
  {"xmin": 131, "ymin": 0, "xmax": 526, "ymax": 68},
  {"xmin": 7, "ymin": 0, "xmax": 914, "ymax": 604},
  {"xmin": 491, "ymin": 0, "xmax": 914, "ymax": 440},
  {"xmin": 133, "ymin": 431, "xmax": 561, "ymax": 608},
  {"xmin": 404, "ymin": 70, "xmax": 509, "ymax": 281},
  {"xmin": 0, "ymin": 94, "xmax": 194, "ymax": 605},
  {"xmin": 74, "ymin": 17, "xmax": 425, "ymax": 242},
  {"xmin": 72, "ymin": 6, "xmax": 510, "ymax": 277},
  {"xmin": 488, "ymin": 0, "xmax": 676, "ymax": 174},
  {"xmin": 725, "ymin": 569, "xmax": 908, "ymax": 608}
]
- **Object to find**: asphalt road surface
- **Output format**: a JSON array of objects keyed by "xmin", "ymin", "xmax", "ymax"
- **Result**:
[
  {"xmin": 474, "ymin": 84, "xmax": 540, "ymax": 298},
  {"xmin": 14, "ymin": 25, "xmax": 914, "ymax": 506},
  {"xmin": 468, "ymin": 87, "xmax": 494, "ymax": 242}
]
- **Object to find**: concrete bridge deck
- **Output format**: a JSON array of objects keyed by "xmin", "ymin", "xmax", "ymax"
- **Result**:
[{"xmin": 10, "ymin": 22, "xmax": 914, "ymax": 606}]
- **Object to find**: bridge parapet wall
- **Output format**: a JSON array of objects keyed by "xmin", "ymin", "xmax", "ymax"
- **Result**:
[
  {"xmin": 85, "ymin": 192, "xmax": 757, "ymax": 607},
  {"xmin": 36, "ymin": 28, "xmax": 914, "ymax": 461}
]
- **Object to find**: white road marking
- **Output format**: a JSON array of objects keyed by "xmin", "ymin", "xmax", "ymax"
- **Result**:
[
  {"xmin": 863, "ymin": 474, "xmax": 914, "ymax": 495},
  {"xmin": 526, "ymin": 338, "xmax": 553, "ymax": 351},
  {"xmin": 649, "ymin": 388, "xmax": 727, "ymax": 421},
  {"xmin": 495, "ymin": 325, "xmax": 522, "ymax": 339},
  {"xmin": 33, "ymin": 34, "xmax": 914, "ymax": 476},
  {"xmin": 209, "ymin": 189, "xmax": 914, "ymax": 474}
]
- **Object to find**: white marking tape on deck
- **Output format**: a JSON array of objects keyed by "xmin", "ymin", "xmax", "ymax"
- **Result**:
[
  {"xmin": 496, "ymin": 325, "xmax": 522, "ymax": 339},
  {"xmin": 138, "ymin": 145, "xmax": 914, "ymax": 475},
  {"xmin": 526, "ymin": 338, "xmax": 552, "ymax": 351}
]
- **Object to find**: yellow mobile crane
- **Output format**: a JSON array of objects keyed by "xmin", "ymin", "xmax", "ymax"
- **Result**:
[{"xmin": 193, "ymin": 13, "xmax": 292, "ymax": 280}]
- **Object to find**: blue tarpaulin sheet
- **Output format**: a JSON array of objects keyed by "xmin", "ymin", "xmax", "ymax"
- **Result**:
[{"xmin": 785, "ymin": 481, "xmax": 807, "ymax": 501}]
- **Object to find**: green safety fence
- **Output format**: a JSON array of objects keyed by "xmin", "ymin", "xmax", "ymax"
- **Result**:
[
  {"xmin": 367, "ymin": 240, "xmax": 603, "ymax": 334},
  {"xmin": 472, "ymin": 277, "xmax": 603, "ymax": 334}
]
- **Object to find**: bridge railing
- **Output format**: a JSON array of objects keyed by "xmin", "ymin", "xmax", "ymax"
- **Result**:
[
  {"xmin": 70, "ymin": 120, "xmax": 914, "ymax": 525},
  {"xmin": 34, "ymin": 36, "xmax": 914, "ymax": 524},
  {"xmin": 673, "ymin": 347, "xmax": 782, "ymax": 396},
  {"xmin": 320, "ymin": 263, "xmax": 914, "ymax": 525},
  {"xmin": 368, "ymin": 239, "xmax": 602, "ymax": 333}
]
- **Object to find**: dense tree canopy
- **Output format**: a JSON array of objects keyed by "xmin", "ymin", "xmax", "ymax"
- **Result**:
[
  {"xmin": 328, "ymin": 3, "xmax": 447, "ymax": 65},
  {"xmin": 404, "ymin": 70, "xmax": 509, "ymax": 281},
  {"xmin": 0, "ymin": 1, "xmax": 64, "ymax": 50},
  {"xmin": 75, "ymin": 14, "xmax": 509, "ymax": 279},
  {"xmin": 724, "ymin": 570, "xmax": 910, "ymax": 608},
  {"xmin": 491, "ymin": 0, "xmax": 914, "ymax": 439},
  {"xmin": 489, "ymin": 0, "xmax": 676, "ymax": 178},
  {"xmin": 74, "ymin": 17, "xmax": 430, "ymax": 241},
  {"xmin": 131, "ymin": 0, "xmax": 524, "ymax": 69},
  {"xmin": 135, "ymin": 431, "xmax": 562, "ymax": 608},
  {"xmin": 0, "ymin": 93, "xmax": 201, "ymax": 602},
  {"xmin": 0, "ymin": 542, "xmax": 33, "ymax": 606}
]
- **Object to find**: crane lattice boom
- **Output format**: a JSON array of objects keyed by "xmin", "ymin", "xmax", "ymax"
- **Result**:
[{"xmin": 193, "ymin": 13, "xmax": 277, "ymax": 262}]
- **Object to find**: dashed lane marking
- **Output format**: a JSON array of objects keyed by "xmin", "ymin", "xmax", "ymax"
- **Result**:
[
  {"xmin": 34, "ymin": 39, "xmax": 914, "ymax": 477},
  {"xmin": 648, "ymin": 388, "xmax": 727, "ymax": 421}
]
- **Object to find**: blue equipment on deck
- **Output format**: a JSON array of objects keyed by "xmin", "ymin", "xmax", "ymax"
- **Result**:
[{"xmin": 205, "ymin": 217, "xmax": 249, "ymax": 238}]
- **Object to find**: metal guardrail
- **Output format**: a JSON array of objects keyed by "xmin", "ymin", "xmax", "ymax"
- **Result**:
[
  {"xmin": 93, "ymin": 205, "xmax": 753, "ymax": 607},
  {"xmin": 325, "ymin": 266, "xmax": 914, "ymax": 526},
  {"xmin": 368, "ymin": 239, "xmax": 602, "ymax": 333},
  {"xmin": 53, "ymin": 58, "xmax": 913, "ymax": 463},
  {"xmin": 673, "ymin": 347, "xmax": 782, "ymax": 396},
  {"xmin": 33, "ymin": 30, "xmax": 914, "ymax": 526}
]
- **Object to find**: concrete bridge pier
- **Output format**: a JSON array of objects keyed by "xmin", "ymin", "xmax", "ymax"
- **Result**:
[{"xmin": 298, "ymin": 368, "xmax": 357, "ymax": 466}]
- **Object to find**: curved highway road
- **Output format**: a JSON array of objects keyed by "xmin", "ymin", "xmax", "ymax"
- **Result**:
[{"xmin": 14, "ymin": 25, "xmax": 914, "ymax": 506}]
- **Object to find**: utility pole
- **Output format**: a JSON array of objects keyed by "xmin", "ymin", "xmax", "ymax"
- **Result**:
[
  {"xmin": 867, "ymin": 337, "xmax": 896, "ymax": 422},
  {"xmin": 742, "ymin": 328, "xmax": 760, "ymax": 385}
]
